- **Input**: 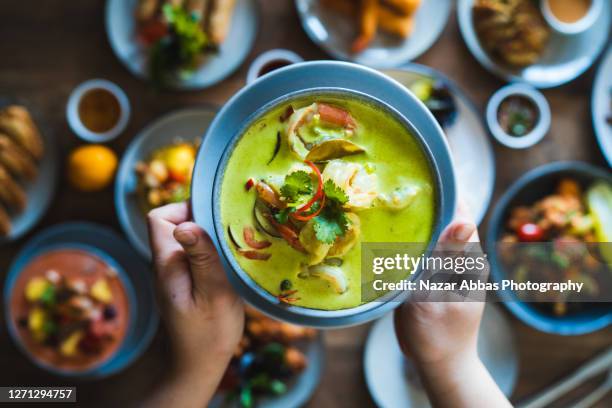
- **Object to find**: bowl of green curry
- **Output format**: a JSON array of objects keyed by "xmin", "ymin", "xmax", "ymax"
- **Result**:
[{"xmin": 192, "ymin": 61, "xmax": 456, "ymax": 327}]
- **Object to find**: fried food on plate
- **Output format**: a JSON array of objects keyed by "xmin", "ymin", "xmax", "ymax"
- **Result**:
[
  {"xmin": 352, "ymin": 0, "xmax": 379, "ymax": 53},
  {"xmin": 381, "ymin": 0, "xmax": 421, "ymax": 15},
  {"xmin": 473, "ymin": 0, "xmax": 550, "ymax": 67},
  {"xmin": 323, "ymin": 0, "xmax": 421, "ymax": 52},
  {"xmin": 378, "ymin": 4, "xmax": 414, "ymax": 37},
  {"xmin": 0, "ymin": 134, "xmax": 38, "ymax": 180},
  {"xmin": 0, "ymin": 165, "xmax": 27, "ymax": 212},
  {"xmin": 0, "ymin": 204, "xmax": 10, "ymax": 236},
  {"xmin": 136, "ymin": 0, "xmax": 160, "ymax": 22},
  {"xmin": 208, "ymin": 0, "xmax": 237, "ymax": 45},
  {"xmin": 0, "ymin": 106, "xmax": 44, "ymax": 160}
]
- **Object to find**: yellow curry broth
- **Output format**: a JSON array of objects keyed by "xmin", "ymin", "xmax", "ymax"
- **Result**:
[{"xmin": 220, "ymin": 97, "xmax": 435, "ymax": 310}]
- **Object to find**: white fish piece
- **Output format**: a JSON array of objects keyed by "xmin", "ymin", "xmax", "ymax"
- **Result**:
[{"xmin": 322, "ymin": 160, "xmax": 378, "ymax": 209}]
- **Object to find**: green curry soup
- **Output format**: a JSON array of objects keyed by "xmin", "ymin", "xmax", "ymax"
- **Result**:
[{"xmin": 220, "ymin": 96, "xmax": 435, "ymax": 310}]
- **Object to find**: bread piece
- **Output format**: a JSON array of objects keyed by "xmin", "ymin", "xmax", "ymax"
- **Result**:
[
  {"xmin": 0, "ymin": 106, "xmax": 44, "ymax": 160},
  {"xmin": 208, "ymin": 0, "xmax": 236, "ymax": 45},
  {"xmin": 0, "ymin": 165, "xmax": 27, "ymax": 212},
  {"xmin": 0, "ymin": 133, "xmax": 38, "ymax": 180},
  {"xmin": 0, "ymin": 204, "xmax": 10, "ymax": 236}
]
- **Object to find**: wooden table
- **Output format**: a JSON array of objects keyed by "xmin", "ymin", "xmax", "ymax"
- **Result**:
[{"xmin": 0, "ymin": 1, "xmax": 610, "ymax": 407}]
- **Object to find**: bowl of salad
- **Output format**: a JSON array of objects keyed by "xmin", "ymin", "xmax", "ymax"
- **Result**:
[{"xmin": 487, "ymin": 161, "xmax": 612, "ymax": 335}]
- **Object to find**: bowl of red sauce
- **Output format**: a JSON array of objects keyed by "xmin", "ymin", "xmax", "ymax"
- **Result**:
[{"xmin": 4, "ymin": 223, "xmax": 157, "ymax": 378}]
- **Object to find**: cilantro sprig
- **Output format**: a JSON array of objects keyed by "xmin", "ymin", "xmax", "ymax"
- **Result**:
[
  {"xmin": 279, "ymin": 171, "xmax": 313, "ymax": 202},
  {"xmin": 312, "ymin": 180, "xmax": 350, "ymax": 244}
]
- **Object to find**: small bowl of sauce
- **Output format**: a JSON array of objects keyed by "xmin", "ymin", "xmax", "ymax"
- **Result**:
[
  {"xmin": 67, "ymin": 79, "xmax": 130, "ymax": 142},
  {"xmin": 486, "ymin": 84, "xmax": 551, "ymax": 149},
  {"xmin": 246, "ymin": 49, "xmax": 304, "ymax": 85},
  {"xmin": 541, "ymin": 0, "xmax": 603, "ymax": 35}
]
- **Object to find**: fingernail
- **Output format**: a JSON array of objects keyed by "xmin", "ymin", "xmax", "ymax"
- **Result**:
[
  {"xmin": 176, "ymin": 229, "xmax": 197, "ymax": 246},
  {"xmin": 453, "ymin": 223, "xmax": 475, "ymax": 242}
]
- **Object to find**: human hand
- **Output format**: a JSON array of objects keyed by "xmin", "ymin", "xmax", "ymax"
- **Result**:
[
  {"xmin": 393, "ymin": 203, "xmax": 482, "ymax": 370},
  {"xmin": 146, "ymin": 202, "xmax": 244, "ymax": 407},
  {"xmin": 393, "ymin": 204, "xmax": 510, "ymax": 408}
]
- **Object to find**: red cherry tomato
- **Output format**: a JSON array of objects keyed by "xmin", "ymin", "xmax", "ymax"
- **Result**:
[{"xmin": 517, "ymin": 223, "xmax": 544, "ymax": 242}]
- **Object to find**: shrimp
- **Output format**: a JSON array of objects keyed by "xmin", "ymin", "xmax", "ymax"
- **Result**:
[{"xmin": 322, "ymin": 160, "xmax": 378, "ymax": 209}]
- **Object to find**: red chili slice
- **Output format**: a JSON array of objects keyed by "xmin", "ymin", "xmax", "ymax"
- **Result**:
[
  {"xmin": 291, "ymin": 195, "xmax": 326, "ymax": 222},
  {"xmin": 295, "ymin": 161, "xmax": 324, "ymax": 214},
  {"xmin": 318, "ymin": 103, "xmax": 356, "ymax": 129},
  {"xmin": 243, "ymin": 226, "xmax": 271, "ymax": 249},
  {"xmin": 245, "ymin": 178, "xmax": 255, "ymax": 191},
  {"xmin": 239, "ymin": 250, "xmax": 271, "ymax": 261}
]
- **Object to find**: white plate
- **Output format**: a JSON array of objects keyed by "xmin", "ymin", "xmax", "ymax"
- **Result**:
[
  {"xmin": 105, "ymin": 0, "xmax": 258, "ymax": 90},
  {"xmin": 0, "ymin": 101, "xmax": 58, "ymax": 245},
  {"xmin": 210, "ymin": 333, "xmax": 325, "ymax": 408},
  {"xmin": 382, "ymin": 65, "xmax": 495, "ymax": 224},
  {"xmin": 296, "ymin": 0, "xmax": 451, "ymax": 68},
  {"xmin": 115, "ymin": 107, "xmax": 216, "ymax": 259},
  {"xmin": 457, "ymin": 0, "xmax": 611, "ymax": 88},
  {"xmin": 364, "ymin": 304, "xmax": 518, "ymax": 408},
  {"xmin": 592, "ymin": 47, "xmax": 612, "ymax": 168}
]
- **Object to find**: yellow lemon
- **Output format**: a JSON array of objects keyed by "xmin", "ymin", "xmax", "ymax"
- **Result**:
[{"xmin": 67, "ymin": 145, "xmax": 118, "ymax": 192}]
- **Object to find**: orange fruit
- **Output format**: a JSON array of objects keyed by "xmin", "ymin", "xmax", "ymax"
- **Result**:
[{"xmin": 67, "ymin": 145, "xmax": 118, "ymax": 192}]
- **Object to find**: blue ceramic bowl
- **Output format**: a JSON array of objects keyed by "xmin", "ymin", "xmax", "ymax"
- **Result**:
[
  {"xmin": 191, "ymin": 61, "xmax": 456, "ymax": 327},
  {"xmin": 4, "ymin": 223, "xmax": 158, "ymax": 378},
  {"xmin": 487, "ymin": 161, "xmax": 612, "ymax": 335}
]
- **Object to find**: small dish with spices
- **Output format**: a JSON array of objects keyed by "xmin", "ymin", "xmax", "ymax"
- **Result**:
[
  {"xmin": 67, "ymin": 79, "xmax": 131, "ymax": 143},
  {"xmin": 486, "ymin": 83, "xmax": 551, "ymax": 149}
]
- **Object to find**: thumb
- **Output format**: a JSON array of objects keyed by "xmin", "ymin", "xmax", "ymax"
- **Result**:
[{"xmin": 173, "ymin": 222, "xmax": 225, "ymax": 294}]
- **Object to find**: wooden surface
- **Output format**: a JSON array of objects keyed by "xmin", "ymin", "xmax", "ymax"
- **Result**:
[{"xmin": 0, "ymin": 1, "xmax": 610, "ymax": 407}]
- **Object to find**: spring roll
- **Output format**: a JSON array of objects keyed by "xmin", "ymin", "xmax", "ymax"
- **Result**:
[
  {"xmin": 186, "ymin": 0, "xmax": 210, "ymax": 21},
  {"xmin": 136, "ymin": 0, "xmax": 160, "ymax": 21},
  {"xmin": 0, "ymin": 165, "xmax": 27, "ymax": 212},
  {"xmin": 208, "ymin": 0, "xmax": 236, "ymax": 45},
  {"xmin": 0, "ymin": 134, "xmax": 38, "ymax": 180},
  {"xmin": 352, "ymin": 0, "xmax": 379, "ymax": 53},
  {"xmin": 378, "ymin": 5, "xmax": 414, "ymax": 38},
  {"xmin": 0, "ymin": 106, "xmax": 44, "ymax": 160},
  {"xmin": 380, "ymin": 0, "xmax": 421, "ymax": 16}
]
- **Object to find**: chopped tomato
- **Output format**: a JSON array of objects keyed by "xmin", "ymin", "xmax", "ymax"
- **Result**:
[
  {"xmin": 318, "ymin": 103, "xmax": 356, "ymax": 129},
  {"xmin": 518, "ymin": 223, "xmax": 545, "ymax": 242},
  {"xmin": 243, "ymin": 226, "xmax": 271, "ymax": 249},
  {"xmin": 245, "ymin": 178, "xmax": 255, "ymax": 191},
  {"xmin": 137, "ymin": 20, "xmax": 168, "ymax": 45}
]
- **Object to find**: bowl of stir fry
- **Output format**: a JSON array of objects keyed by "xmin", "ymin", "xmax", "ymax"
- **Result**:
[{"xmin": 487, "ymin": 161, "xmax": 612, "ymax": 335}]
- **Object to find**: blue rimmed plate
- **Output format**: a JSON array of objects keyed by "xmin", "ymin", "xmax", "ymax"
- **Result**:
[
  {"xmin": 115, "ymin": 107, "xmax": 217, "ymax": 259},
  {"xmin": 382, "ymin": 64, "xmax": 496, "ymax": 224},
  {"xmin": 105, "ymin": 0, "xmax": 259, "ymax": 90},
  {"xmin": 210, "ymin": 333, "xmax": 325, "ymax": 408},
  {"xmin": 486, "ymin": 161, "xmax": 612, "ymax": 335},
  {"xmin": 191, "ymin": 60, "xmax": 456, "ymax": 327},
  {"xmin": 592, "ymin": 47, "xmax": 612, "ymax": 168},
  {"xmin": 4, "ymin": 222, "xmax": 158, "ymax": 378},
  {"xmin": 296, "ymin": 0, "xmax": 451, "ymax": 68},
  {"xmin": 457, "ymin": 0, "xmax": 611, "ymax": 88},
  {"xmin": 0, "ymin": 99, "xmax": 58, "ymax": 244},
  {"xmin": 364, "ymin": 305, "xmax": 518, "ymax": 408}
]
